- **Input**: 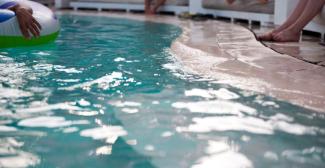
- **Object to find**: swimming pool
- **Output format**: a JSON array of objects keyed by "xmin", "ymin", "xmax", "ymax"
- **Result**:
[{"xmin": 0, "ymin": 14, "xmax": 325, "ymax": 168}]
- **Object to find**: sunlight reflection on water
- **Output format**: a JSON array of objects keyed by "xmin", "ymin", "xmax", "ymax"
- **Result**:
[{"xmin": 0, "ymin": 14, "xmax": 324, "ymax": 168}]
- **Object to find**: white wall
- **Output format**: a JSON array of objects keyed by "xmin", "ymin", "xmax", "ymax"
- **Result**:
[
  {"xmin": 274, "ymin": 0, "xmax": 299, "ymax": 25},
  {"xmin": 55, "ymin": 0, "xmax": 71, "ymax": 8}
]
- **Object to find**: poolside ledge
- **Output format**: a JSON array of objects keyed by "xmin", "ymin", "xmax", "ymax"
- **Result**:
[
  {"xmin": 60, "ymin": 11, "xmax": 325, "ymax": 113},
  {"xmin": 170, "ymin": 20, "xmax": 325, "ymax": 113}
]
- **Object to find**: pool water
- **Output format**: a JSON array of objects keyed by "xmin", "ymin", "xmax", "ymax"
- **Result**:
[{"xmin": 0, "ymin": 14, "xmax": 325, "ymax": 168}]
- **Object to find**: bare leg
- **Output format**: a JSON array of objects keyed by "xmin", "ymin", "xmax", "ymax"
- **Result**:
[
  {"xmin": 226, "ymin": 0, "xmax": 236, "ymax": 5},
  {"xmin": 274, "ymin": 0, "xmax": 325, "ymax": 42},
  {"xmin": 145, "ymin": 0, "xmax": 153, "ymax": 15},
  {"xmin": 258, "ymin": 0, "xmax": 308, "ymax": 41},
  {"xmin": 258, "ymin": 0, "xmax": 268, "ymax": 4},
  {"xmin": 227, "ymin": 0, "xmax": 268, "ymax": 5},
  {"xmin": 152, "ymin": 0, "xmax": 167, "ymax": 13}
]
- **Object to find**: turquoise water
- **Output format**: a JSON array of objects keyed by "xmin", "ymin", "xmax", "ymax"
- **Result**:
[{"xmin": 0, "ymin": 14, "xmax": 325, "ymax": 168}]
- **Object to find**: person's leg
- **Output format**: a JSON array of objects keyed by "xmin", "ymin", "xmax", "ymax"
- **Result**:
[
  {"xmin": 226, "ymin": 0, "xmax": 236, "ymax": 5},
  {"xmin": 145, "ymin": 0, "xmax": 153, "ymax": 14},
  {"xmin": 258, "ymin": 0, "xmax": 308, "ymax": 41},
  {"xmin": 274, "ymin": 0, "xmax": 325, "ymax": 42},
  {"xmin": 152, "ymin": 0, "xmax": 167, "ymax": 13},
  {"xmin": 258, "ymin": 0, "xmax": 268, "ymax": 4},
  {"xmin": 226, "ymin": 0, "xmax": 268, "ymax": 5}
]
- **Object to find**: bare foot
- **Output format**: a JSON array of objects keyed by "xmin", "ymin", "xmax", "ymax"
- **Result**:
[
  {"xmin": 257, "ymin": 31, "xmax": 274, "ymax": 41},
  {"xmin": 257, "ymin": 26, "xmax": 291, "ymax": 41},
  {"xmin": 273, "ymin": 29, "xmax": 301, "ymax": 42},
  {"xmin": 257, "ymin": 28, "xmax": 282, "ymax": 41},
  {"xmin": 226, "ymin": 0, "xmax": 236, "ymax": 5}
]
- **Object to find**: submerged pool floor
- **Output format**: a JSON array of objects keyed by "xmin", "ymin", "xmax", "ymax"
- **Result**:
[{"xmin": 0, "ymin": 14, "xmax": 325, "ymax": 168}]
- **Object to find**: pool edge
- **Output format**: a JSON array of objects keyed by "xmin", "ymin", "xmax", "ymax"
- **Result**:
[{"xmin": 56, "ymin": 11, "xmax": 325, "ymax": 113}]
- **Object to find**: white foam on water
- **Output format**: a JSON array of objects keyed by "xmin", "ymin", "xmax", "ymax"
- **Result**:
[
  {"xmin": 106, "ymin": 136, "xmax": 119, "ymax": 144},
  {"xmin": 177, "ymin": 116, "xmax": 274, "ymax": 135},
  {"xmin": 110, "ymin": 101, "xmax": 142, "ymax": 107},
  {"xmin": 0, "ymin": 151, "xmax": 40, "ymax": 168},
  {"xmin": 172, "ymin": 100, "xmax": 256, "ymax": 115},
  {"xmin": 77, "ymin": 99, "xmax": 91, "ymax": 106},
  {"xmin": 33, "ymin": 63, "xmax": 53, "ymax": 72},
  {"xmin": 185, "ymin": 89, "xmax": 212, "ymax": 98},
  {"xmin": 0, "ymin": 138, "xmax": 40, "ymax": 168},
  {"xmin": 33, "ymin": 51, "xmax": 51, "ymax": 56},
  {"xmin": 282, "ymin": 147, "xmax": 325, "ymax": 165},
  {"xmin": 121, "ymin": 108, "xmax": 139, "ymax": 114},
  {"xmin": 55, "ymin": 67, "xmax": 82, "ymax": 74},
  {"xmin": 271, "ymin": 120, "xmax": 317, "ymax": 135},
  {"xmin": 95, "ymin": 145, "xmax": 112, "ymax": 155},
  {"xmin": 18, "ymin": 116, "xmax": 89, "ymax": 128},
  {"xmin": 70, "ymin": 111, "xmax": 99, "ymax": 116},
  {"xmin": 80, "ymin": 126, "xmax": 127, "ymax": 143},
  {"xmin": 177, "ymin": 115, "xmax": 321, "ymax": 135},
  {"xmin": 267, "ymin": 113, "xmax": 318, "ymax": 135},
  {"xmin": 56, "ymin": 79, "xmax": 81, "ymax": 83},
  {"xmin": 28, "ymin": 87, "xmax": 51, "ymax": 94},
  {"xmin": 269, "ymin": 113, "xmax": 294, "ymax": 122},
  {"xmin": 62, "ymin": 71, "xmax": 123, "ymax": 91},
  {"xmin": 152, "ymin": 101, "xmax": 160, "ymax": 105},
  {"xmin": 0, "ymin": 88, "xmax": 32, "ymax": 98},
  {"xmin": 161, "ymin": 131, "xmax": 174, "ymax": 137},
  {"xmin": 114, "ymin": 57, "xmax": 126, "ymax": 62},
  {"xmin": 126, "ymin": 139, "xmax": 137, "ymax": 146},
  {"xmin": 144, "ymin": 145, "xmax": 155, "ymax": 151},
  {"xmin": 192, "ymin": 140, "xmax": 252, "ymax": 168},
  {"xmin": 0, "ymin": 102, "xmax": 80, "ymax": 120},
  {"xmin": 0, "ymin": 138, "xmax": 24, "ymax": 148},
  {"xmin": 240, "ymin": 135, "xmax": 251, "ymax": 142},
  {"xmin": 185, "ymin": 88, "xmax": 239, "ymax": 100},
  {"xmin": 264, "ymin": 151, "xmax": 279, "ymax": 161},
  {"xmin": 15, "ymin": 102, "xmax": 82, "ymax": 114},
  {"xmin": 254, "ymin": 99, "xmax": 280, "ymax": 108},
  {"xmin": 0, "ymin": 126, "xmax": 17, "ymax": 132},
  {"xmin": 0, "ymin": 108, "xmax": 12, "ymax": 117},
  {"xmin": 62, "ymin": 127, "xmax": 79, "ymax": 133},
  {"xmin": 0, "ymin": 57, "xmax": 33, "ymax": 87},
  {"xmin": 162, "ymin": 49, "xmax": 199, "ymax": 80},
  {"xmin": 0, "ymin": 120, "xmax": 13, "ymax": 125}
]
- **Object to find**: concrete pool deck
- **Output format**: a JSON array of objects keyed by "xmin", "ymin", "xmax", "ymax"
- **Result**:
[{"xmin": 59, "ymin": 11, "xmax": 325, "ymax": 112}]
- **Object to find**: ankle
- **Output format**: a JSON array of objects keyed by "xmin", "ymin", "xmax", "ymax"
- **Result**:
[
  {"xmin": 274, "ymin": 24, "xmax": 290, "ymax": 33},
  {"xmin": 286, "ymin": 26, "xmax": 301, "ymax": 35}
]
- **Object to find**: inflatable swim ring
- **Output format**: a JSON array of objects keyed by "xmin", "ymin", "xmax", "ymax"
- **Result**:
[{"xmin": 0, "ymin": 0, "xmax": 60, "ymax": 48}]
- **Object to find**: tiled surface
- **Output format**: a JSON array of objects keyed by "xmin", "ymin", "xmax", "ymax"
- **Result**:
[{"xmin": 58, "ymin": 11, "xmax": 325, "ymax": 112}]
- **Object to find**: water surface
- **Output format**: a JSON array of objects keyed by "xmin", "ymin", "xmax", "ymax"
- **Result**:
[{"xmin": 0, "ymin": 14, "xmax": 325, "ymax": 168}]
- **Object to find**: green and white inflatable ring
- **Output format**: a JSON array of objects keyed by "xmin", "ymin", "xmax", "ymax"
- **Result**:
[{"xmin": 0, "ymin": 0, "xmax": 60, "ymax": 48}]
